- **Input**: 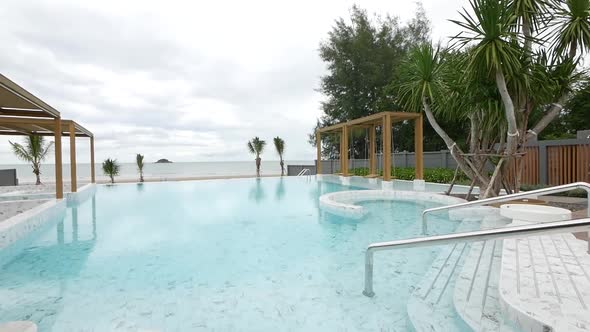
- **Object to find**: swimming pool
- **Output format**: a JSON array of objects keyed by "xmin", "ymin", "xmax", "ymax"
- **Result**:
[{"xmin": 0, "ymin": 177, "xmax": 471, "ymax": 331}]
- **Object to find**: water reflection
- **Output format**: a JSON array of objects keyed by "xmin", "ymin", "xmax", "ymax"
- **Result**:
[
  {"xmin": 136, "ymin": 183, "xmax": 145, "ymax": 193},
  {"xmin": 275, "ymin": 178, "xmax": 286, "ymax": 201},
  {"xmin": 248, "ymin": 178, "xmax": 265, "ymax": 204}
]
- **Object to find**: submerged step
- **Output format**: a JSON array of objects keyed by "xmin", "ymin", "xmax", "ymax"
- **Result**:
[{"xmin": 407, "ymin": 221, "xmax": 481, "ymax": 332}]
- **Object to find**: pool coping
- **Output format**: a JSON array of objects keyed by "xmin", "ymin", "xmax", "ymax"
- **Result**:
[
  {"xmin": 0, "ymin": 184, "xmax": 95, "ymax": 250},
  {"xmin": 318, "ymin": 189, "xmax": 468, "ymax": 219}
]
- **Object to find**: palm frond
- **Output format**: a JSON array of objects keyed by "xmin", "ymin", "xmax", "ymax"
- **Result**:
[
  {"xmin": 102, "ymin": 158, "xmax": 120, "ymax": 176},
  {"xmin": 136, "ymin": 153, "xmax": 145, "ymax": 170},
  {"xmin": 247, "ymin": 141, "xmax": 255, "ymax": 154},
  {"xmin": 273, "ymin": 137, "xmax": 285, "ymax": 156},
  {"xmin": 547, "ymin": 0, "xmax": 590, "ymax": 57},
  {"xmin": 247, "ymin": 137, "xmax": 266, "ymax": 155},
  {"xmin": 450, "ymin": 0, "xmax": 523, "ymax": 78}
]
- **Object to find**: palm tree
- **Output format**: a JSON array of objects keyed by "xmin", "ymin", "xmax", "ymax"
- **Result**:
[
  {"xmin": 273, "ymin": 136, "xmax": 285, "ymax": 176},
  {"xmin": 247, "ymin": 137, "xmax": 266, "ymax": 177},
  {"xmin": 136, "ymin": 153, "xmax": 145, "ymax": 183},
  {"xmin": 102, "ymin": 158, "xmax": 120, "ymax": 184},
  {"xmin": 9, "ymin": 135, "xmax": 53, "ymax": 185}
]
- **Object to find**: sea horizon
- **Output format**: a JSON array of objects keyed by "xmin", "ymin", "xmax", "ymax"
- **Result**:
[{"xmin": 0, "ymin": 160, "xmax": 315, "ymax": 184}]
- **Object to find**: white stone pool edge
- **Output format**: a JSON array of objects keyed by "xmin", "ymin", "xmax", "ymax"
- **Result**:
[
  {"xmin": 0, "ymin": 183, "xmax": 96, "ymax": 250},
  {"xmin": 319, "ymin": 189, "xmax": 468, "ymax": 219},
  {"xmin": 318, "ymin": 186, "xmax": 590, "ymax": 332}
]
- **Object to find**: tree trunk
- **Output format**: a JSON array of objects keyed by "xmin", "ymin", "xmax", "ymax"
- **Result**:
[
  {"xmin": 526, "ymin": 94, "xmax": 569, "ymax": 140},
  {"xmin": 483, "ymin": 158, "xmax": 504, "ymax": 198},
  {"xmin": 422, "ymin": 97, "xmax": 489, "ymax": 186},
  {"xmin": 280, "ymin": 159, "xmax": 284, "ymax": 176},
  {"xmin": 110, "ymin": 175, "xmax": 114, "ymax": 184},
  {"xmin": 140, "ymin": 171, "xmax": 144, "ymax": 183},
  {"xmin": 33, "ymin": 163, "xmax": 41, "ymax": 185},
  {"xmin": 256, "ymin": 157, "xmax": 261, "ymax": 177},
  {"xmin": 495, "ymin": 69, "xmax": 518, "ymax": 156}
]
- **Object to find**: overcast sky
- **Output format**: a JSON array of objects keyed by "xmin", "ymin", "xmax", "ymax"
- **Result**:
[{"xmin": 0, "ymin": 0, "xmax": 465, "ymax": 164}]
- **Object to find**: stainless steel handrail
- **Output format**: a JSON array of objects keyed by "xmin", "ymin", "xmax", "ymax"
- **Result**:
[
  {"xmin": 297, "ymin": 169, "xmax": 310, "ymax": 176},
  {"xmin": 363, "ymin": 217, "xmax": 590, "ymax": 297},
  {"xmin": 422, "ymin": 182, "xmax": 590, "ymax": 234}
]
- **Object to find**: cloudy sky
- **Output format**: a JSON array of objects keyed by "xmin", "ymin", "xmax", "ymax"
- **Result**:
[{"xmin": 0, "ymin": 0, "xmax": 465, "ymax": 164}]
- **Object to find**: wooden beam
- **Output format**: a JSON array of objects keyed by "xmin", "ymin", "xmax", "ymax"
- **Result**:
[
  {"xmin": 0, "ymin": 117, "xmax": 57, "ymax": 127},
  {"xmin": 54, "ymin": 118, "xmax": 63, "ymax": 199},
  {"xmin": 341, "ymin": 125, "xmax": 349, "ymax": 176},
  {"xmin": 0, "ymin": 108, "xmax": 51, "ymax": 118},
  {"xmin": 369, "ymin": 125, "xmax": 376, "ymax": 175},
  {"xmin": 69, "ymin": 121, "xmax": 77, "ymax": 192},
  {"xmin": 0, "ymin": 73, "xmax": 60, "ymax": 118},
  {"xmin": 90, "ymin": 136, "xmax": 95, "ymax": 183},
  {"xmin": 316, "ymin": 131, "xmax": 322, "ymax": 174},
  {"xmin": 383, "ymin": 113, "xmax": 392, "ymax": 181},
  {"xmin": 415, "ymin": 113, "xmax": 424, "ymax": 180}
]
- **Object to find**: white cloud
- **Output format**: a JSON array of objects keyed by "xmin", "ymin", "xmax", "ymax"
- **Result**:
[{"xmin": 0, "ymin": 0, "xmax": 466, "ymax": 164}]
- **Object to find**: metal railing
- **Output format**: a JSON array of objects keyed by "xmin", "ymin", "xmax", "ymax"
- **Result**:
[
  {"xmin": 422, "ymin": 182, "xmax": 590, "ymax": 234},
  {"xmin": 363, "ymin": 217, "xmax": 590, "ymax": 297},
  {"xmin": 297, "ymin": 169, "xmax": 311, "ymax": 177}
]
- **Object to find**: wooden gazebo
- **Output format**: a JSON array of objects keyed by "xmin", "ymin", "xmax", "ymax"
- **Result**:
[
  {"xmin": 0, "ymin": 73, "xmax": 94, "ymax": 198},
  {"xmin": 316, "ymin": 111, "xmax": 423, "ymax": 181}
]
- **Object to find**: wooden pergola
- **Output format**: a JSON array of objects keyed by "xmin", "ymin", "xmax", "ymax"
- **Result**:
[
  {"xmin": 0, "ymin": 73, "xmax": 95, "ymax": 198},
  {"xmin": 316, "ymin": 111, "xmax": 423, "ymax": 181}
]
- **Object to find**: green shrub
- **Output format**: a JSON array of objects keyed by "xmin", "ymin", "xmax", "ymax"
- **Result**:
[{"xmin": 349, "ymin": 167, "xmax": 468, "ymax": 184}]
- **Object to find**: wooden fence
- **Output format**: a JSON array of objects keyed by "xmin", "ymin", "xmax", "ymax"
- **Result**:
[
  {"xmin": 476, "ymin": 141, "xmax": 590, "ymax": 186},
  {"xmin": 546, "ymin": 144, "xmax": 590, "ymax": 185},
  {"xmin": 304, "ymin": 138, "xmax": 590, "ymax": 186}
]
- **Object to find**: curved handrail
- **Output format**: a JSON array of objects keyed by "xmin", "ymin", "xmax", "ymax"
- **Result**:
[
  {"xmin": 363, "ymin": 217, "xmax": 590, "ymax": 297},
  {"xmin": 421, "ymin": 182, "xmax": 590, "ymax": 234},
  {"xmin": 297, "ymin": 168, "xmax": 310, "ymax": 176}
]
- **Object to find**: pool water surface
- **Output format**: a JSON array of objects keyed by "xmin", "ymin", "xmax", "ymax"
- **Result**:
[{"xmin": 0, "ymin": 177, "xmax": 465, "ymax": 331}]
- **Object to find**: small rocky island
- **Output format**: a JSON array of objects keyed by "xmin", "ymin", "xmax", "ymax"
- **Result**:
[{"xmin": 155, "ymin": 158, "xmax": 173, "ymax": 164}]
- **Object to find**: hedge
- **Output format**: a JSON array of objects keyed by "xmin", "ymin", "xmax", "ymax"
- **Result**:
[{"xmin": 350, "ymin": 167, "xmax": 469, "ymax": 184}]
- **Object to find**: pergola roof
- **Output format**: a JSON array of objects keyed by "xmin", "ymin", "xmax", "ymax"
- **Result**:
[
  {"xmin": 318, "ymin": 111, "xmax": 421, "ymax": 133},
  {"xmin": 0, "ymin": 73, "xmax": 60, "ymax": 119},
  {"xmin": 0, "ymin": 72, "xmax": 96, "ymax": 198},
  {"xmin": 0, "ymin": 117, "xmax": 93, "ymax": 137}
]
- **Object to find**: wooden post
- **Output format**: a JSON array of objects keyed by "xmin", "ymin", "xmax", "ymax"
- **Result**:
[
  {"xmin": 415, "ymin": 113, "xmax": 424, "ymax": 180},
  {"xmin": 90, "ymin": 136, "xmax": 96, "ymax": 183},
  {"xmin": 316, "ymin": 131, "xmax": 322, "ymax": 174},
  {"xmin": 369, "ymin": 125, "xmax": 376, "ymax": 175},
  {"xmin": 383, "ymin": 114, "xmax": 392, "ymax": 181},
  {"xmin": 342, "ymin": 125, "xmax": 349, "ymax": 176},
  {"xmin": 69, "ymin": 122, "xmax": 77, "ymax": 192},
  {"xmin": 54, "ymin": 118, "xmax": 63, "ymax": 199}
]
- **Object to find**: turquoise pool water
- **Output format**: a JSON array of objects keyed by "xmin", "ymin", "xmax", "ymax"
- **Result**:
[{"xmin": 0, "ymin": 177, "xmax": 463, "ymax": 331}]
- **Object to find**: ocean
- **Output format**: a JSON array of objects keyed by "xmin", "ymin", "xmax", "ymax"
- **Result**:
[{"xmin": 0, "ymin": 160, "xmax": 314, "ymax": 184}]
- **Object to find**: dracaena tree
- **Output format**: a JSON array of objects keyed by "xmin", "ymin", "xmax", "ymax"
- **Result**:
[{"xmin": 397, "ymin": 0, "xmax": 590, "ymax": 197}]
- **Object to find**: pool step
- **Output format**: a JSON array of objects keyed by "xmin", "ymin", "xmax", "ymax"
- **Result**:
[
  {"xmin": 407, "ymin": 241, "xmax": 469, "ymax": 331},
  {"xmin": 500, "ymin": 232, "xmax": 590, "ymax": 331},
  {"xmin": 453, "ymin": 239, "xmax": 503, "ymax": 331},
  {"xmin": 406, "ymin": 220, "xmax": 481, "ymax": 331}
]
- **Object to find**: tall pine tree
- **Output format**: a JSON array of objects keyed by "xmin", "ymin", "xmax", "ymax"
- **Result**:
[{"xmin": 310, "ymin": 4, "xmax": 437, "ymax": 158}]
